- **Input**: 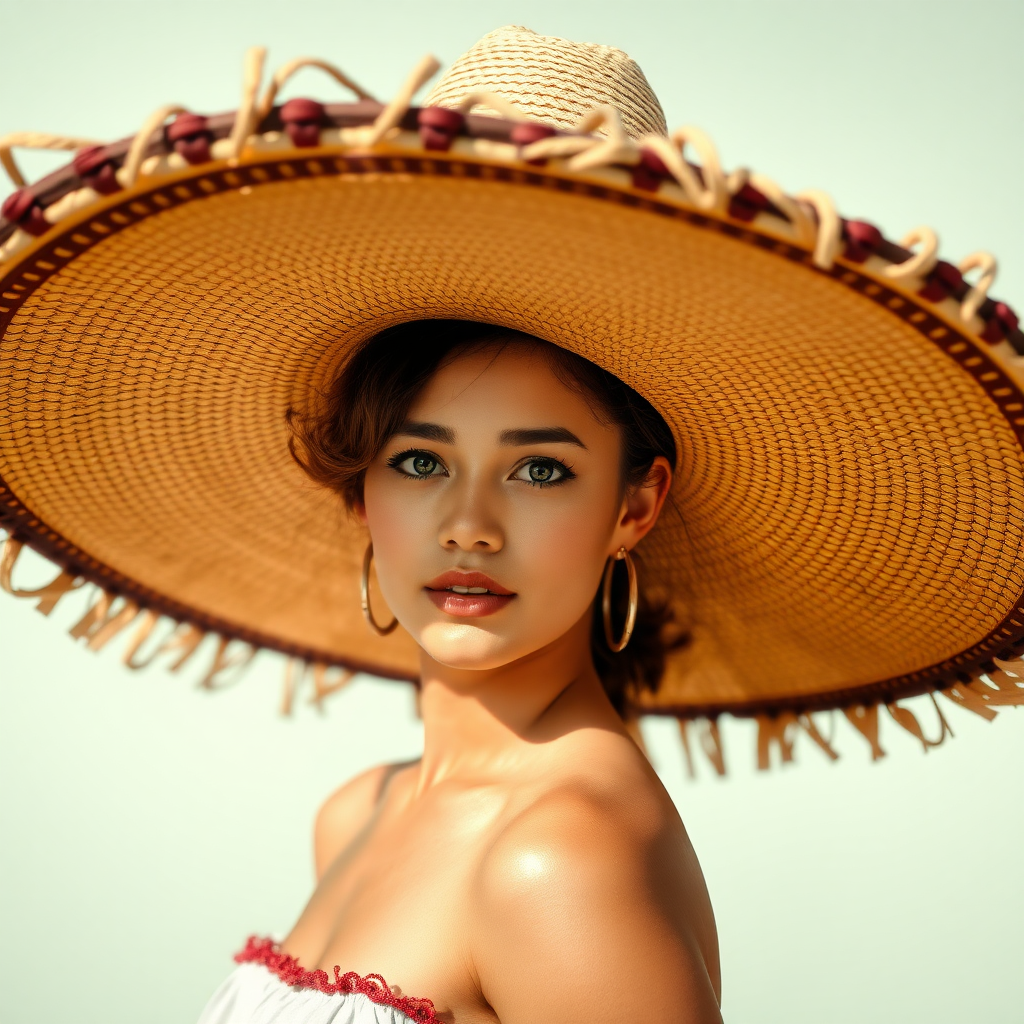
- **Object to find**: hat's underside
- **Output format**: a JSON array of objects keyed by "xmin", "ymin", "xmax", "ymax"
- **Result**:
[{"xmin": 2, "ymin": 150, "xmax": 1024, "ymax": 719}]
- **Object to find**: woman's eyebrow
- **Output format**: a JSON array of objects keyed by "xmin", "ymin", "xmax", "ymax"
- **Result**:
[
  {"xmin": 499, "ymin": 427, "xmax": 587, "ymax": 448},
  {"xmin": 395, "ymin": 421, "xmax": 456, "ymax": 443}
]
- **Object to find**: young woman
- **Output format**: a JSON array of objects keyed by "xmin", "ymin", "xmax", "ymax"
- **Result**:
[
  {"xmin": 211, "ymin": 320, "xmax": 721, "ymax": 1022},
  {"xmin": 2, "ymin": 22, "xmax": 1022, "ymax": 1024}
]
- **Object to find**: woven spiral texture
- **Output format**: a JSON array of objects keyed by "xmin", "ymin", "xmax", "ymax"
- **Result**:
[
  {"xmin": 423, "ymin": 25, "xmax": 668, "ymax": 138},
  {"xmin": 2, "ymin": 170, "xmax": 1024, "ymax": 714}
]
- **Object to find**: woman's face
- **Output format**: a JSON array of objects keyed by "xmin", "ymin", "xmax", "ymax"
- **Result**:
[{"xmin": 360, "ymin": 343, "xmax": 670, "ymax": 671}]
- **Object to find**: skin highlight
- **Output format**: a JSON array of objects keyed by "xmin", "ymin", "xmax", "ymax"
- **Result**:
[{"xmin": 282, "ymin": 343, "xmax": 722, "ymax": 1023}]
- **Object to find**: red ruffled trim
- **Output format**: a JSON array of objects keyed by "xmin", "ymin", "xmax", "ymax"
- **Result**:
[{"xmin": 234, "ymin": 936, "xmax": 438, "ymax": 1023}]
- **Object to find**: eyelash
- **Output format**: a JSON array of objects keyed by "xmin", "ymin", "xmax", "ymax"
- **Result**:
[
  {"xmin": 386, "ymin": 449, "xmax": 448, "ymax": 479},
  {"xmin": 385, "ymin": 449, "xmax": 576, "ymax": 488},
  {"xmin": 512, "ymin": 457, "xmax": 576, "ymax": 488}
]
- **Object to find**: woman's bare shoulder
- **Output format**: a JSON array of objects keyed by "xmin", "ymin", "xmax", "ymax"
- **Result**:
[
  {"xmin": 470, "ymin": 734, "xmax": 721, "ymax": 1022},
  {"xmin": 483, "ymin": 731, "xmax": 677, "ymax": 881},
  {"xmin": 313, "ymin": 760, "xmax": 417, "ymax": 879}
]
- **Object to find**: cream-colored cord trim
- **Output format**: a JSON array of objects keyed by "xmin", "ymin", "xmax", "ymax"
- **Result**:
[
  {"xmin": 359, "ymin": 54, "xmax": 440, "ymax": 147},
  {"xmin": 748, "ymin": 172, "xmax": 817, "ymax": 247},
  {"xmin": 637, "ymin": 133, "xmax": 712, "ymax": 211},
  {"xmin": 567, "ymin": 106, "xmax": 637, "ymax": 172},
  {"xmin": 671, "ymin": 126, "xmax": 727, "ymax": 213},
  {"xmin": 795, "ymin": 190, "xmax": 842, "ymax": 269},
  {"xmin": 453, "ymin": 91, "xmax": 525, "ymax": 120},
  {"xmin": 0, "ymin": 132, "xmax": 100, "ymax": 188},
  {"xmin": 519, "ymin": 106, "xmax": 634, "ymax": 166},
  {"xmin": 227, "ymin": 46, "xmax": 268, "ymax": 161},
  {"xmin": 256, "ymin": 57, "xmax": 377, "ymax": 124},
  {"xmin": 519, "ymin": 133, "xmax": 594, "ymax": 161},
  {"xmin": 121, "ymin": 104, "xmax": 189, "ymax": 187},
  {"xmin": 959, "ymin": 251, "xmax": 998, "ymax": 322},
  {"xmin": 884, "ymin": 227, "xmax": 939, "ymax": 281}
]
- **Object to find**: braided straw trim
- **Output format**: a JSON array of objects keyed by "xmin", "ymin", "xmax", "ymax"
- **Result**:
[{"xmin": 0, "ymin": 47, "xmax": 1009, "ymax": 335}]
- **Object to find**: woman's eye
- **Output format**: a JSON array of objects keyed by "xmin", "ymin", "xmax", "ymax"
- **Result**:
[
  {"xmin": 513, "ymin": 459, "xmax": 571, "ymax": 486},
  {"xmin": 388, "ymin": 451, "xmax": 446, "ymax": 478}
]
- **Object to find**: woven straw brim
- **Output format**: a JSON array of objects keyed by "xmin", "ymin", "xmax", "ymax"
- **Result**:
[{"xmin": 2, "ymin": 134, "xmax": 1024, "ymax": 719}]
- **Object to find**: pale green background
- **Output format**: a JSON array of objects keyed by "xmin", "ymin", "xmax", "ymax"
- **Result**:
[{"xmin": 1, "ymin": 2, "xmax": 1023, "ymax": 1022}]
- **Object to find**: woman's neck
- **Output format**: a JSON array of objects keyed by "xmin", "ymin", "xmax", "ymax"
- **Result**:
[{"xmin": 412, "ymin": 612, "xmax": 624, "ymax": 793}]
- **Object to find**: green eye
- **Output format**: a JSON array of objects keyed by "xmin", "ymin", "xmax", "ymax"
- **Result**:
[
  {"xmin": 513, "ymin": 459, "xmax": 571, "ymax": 486},
  {"xmin": 387, "ymin": 450, "xmax": 446, "ymax": 478}
]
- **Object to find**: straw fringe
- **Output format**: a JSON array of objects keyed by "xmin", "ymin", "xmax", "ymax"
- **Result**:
[
  {"xmin": 843, "ymin": 704, "xmax": 886, "ymax": 760},
  {"xmin": 69, "ymin": 589, "xmax": 141, "ymax": 652},
  {"xmin": 0, "ymin": 537, "xmax": 82, "ymax": 613},
  {"xmin": 281, "ymin": 659, "xmax": 355, "ymax": 714},
  {"xmin": 3, "ymin": 530, "xmax": 1021, "ymax": 772},
  {"xmin": 755, "ymin": 711, "xmax": 839, "ymax": 771},
  {"xmin": 1, "ymin": 532, "xmax": 255, "ymax": 690}
]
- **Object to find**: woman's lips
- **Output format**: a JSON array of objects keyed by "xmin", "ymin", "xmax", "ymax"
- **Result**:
[{"xmin": 424, "ymin": 570, "xmax": 516, "ymax": 618}]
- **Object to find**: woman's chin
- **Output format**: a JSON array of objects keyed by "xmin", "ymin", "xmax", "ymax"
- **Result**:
[{"xmin": 417, "ymin": 620, "xmax": 532, "ymax": 671}]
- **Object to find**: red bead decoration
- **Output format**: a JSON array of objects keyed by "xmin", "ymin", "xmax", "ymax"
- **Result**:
[
  {"xmin": 281, "ymin": 98, "xmax": 326, "ymax": 148},
  {"xmin": 417, "ymin": 106, "xmax": 465, "ymax": 152},
  {"xmin": 631, "ymin": 147, "xmax": 671, "ymax": 192},
  {"xmin": 842, "ymin": 220, "xmax": 883, "ymax": 263},
  {"xmin": 981, "ymin": 301, "xmax": 1020, "ymax": 344},
  {"xmin": 728, "ymin": 183, "xmax": 771, "ymax": 223},
  {"xmin": 510, "ymin": 122, "xmax": 557, "ymax": 146},
  {"xmin": 281, "ymin": 97, "xmax": 325, "ymax": 123},
  {"xmin": 73, "ymin": 145, "xmax": 109, "ymax": 177},
  {"xmin": 234, "ymin": 936, "xmax": 438, "ymax": 1022},
  {"xmin": 995, "ymin": 301, "xmax": 1020, "ymax": 332},
  {"xmin": 934, "ymin": 260, "xmax": 965, "ymax": 289},
  {"xmin": 0, "ymin": 188, "xmax": 50, "ymax": 236},
  {"xmin": 73, "ymin": 145, "xmax": 122, "ymax": 195},
  {"xmin": 167, "ymin": 113, "xmax": 212, "ymax": 165},
  {"xmin": 166, "ymin": 113, "xmax": 208, "ymax": 143},
  {"xmin": 510, "ymin": 122, "xmax": 557, "ymax": 165},
  {"xmin": 1, "ymin": 188, "xmax": 35, "ymax": 222},
  {"xmin": 918, "ymin": 260, "xmax": 963, "ymax": 302}
]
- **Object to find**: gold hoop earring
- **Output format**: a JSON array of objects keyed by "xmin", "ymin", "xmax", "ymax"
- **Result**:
[
  {"xmin": 602, "ymin": 546, "xmax": 638, "ymax": 653},
  {"xmin": 361, "ymin": 543, "xmax": 398, "ymax": 636}
]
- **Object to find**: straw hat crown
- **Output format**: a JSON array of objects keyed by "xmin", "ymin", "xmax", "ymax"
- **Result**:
[{"xmin": 423, "ymin": 25, "xmax": 668, "ymax": 138}]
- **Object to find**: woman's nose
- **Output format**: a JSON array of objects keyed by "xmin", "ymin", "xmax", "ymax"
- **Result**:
[{"xmin": 438, "ymin": 482, "xmax": 505, "ymax": 553}]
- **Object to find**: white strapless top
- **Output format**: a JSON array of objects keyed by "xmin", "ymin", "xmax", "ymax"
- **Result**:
[{"xmin": 197, "ymin": 937, "xmax": 437, "ymax": 1024}]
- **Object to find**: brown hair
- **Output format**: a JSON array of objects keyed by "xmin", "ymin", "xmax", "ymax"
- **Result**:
[{"xmin": 289, "ymin": 320, "xmax": 689, "ymax": 715}]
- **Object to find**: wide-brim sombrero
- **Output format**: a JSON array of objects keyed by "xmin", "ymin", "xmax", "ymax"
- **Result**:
[{"xmin": 2, "ymin": 26, "xmax": 1023, "ymax": 756}]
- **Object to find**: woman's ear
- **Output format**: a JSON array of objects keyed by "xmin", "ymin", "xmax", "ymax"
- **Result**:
[{"xmin": 613, "ymin": 456, "xmax": 673, "ymax": 551}]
